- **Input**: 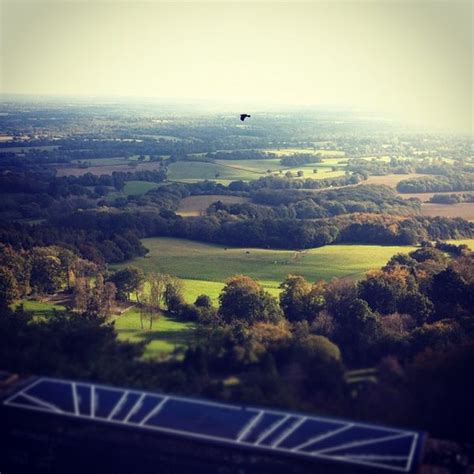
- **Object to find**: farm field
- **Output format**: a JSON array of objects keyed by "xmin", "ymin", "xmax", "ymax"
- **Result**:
[
  {"xmin": 113, "ymin": 309, "xmax": 197, "ymax": 359},
  {"xmin": 264, "ymin": 148, "xmax": 345, "ymax": 157},
  {"xmin": 115, "ymin": 237, "xmax": 419, "ymax": 303},
  {"xmin": 177, "ymin": 195, "xmax": 250, "ymax": 216},
  {"xmin": 167, "ymin": 160, "xmax": 258, "ymax": 182},
  {"xmin": 167, "ymin": 157, "xmax": 346, "ymax": 183},
  {"xmin": 396, "ymin": 191, "xmax": 470, "ymax": 202},
  {"xmin": 365, "ymin": 173, "xmax": 428, "ymax": 187},
  {"xmin": 447, "ymin": 239, "xmax": 474, "ymax": 248},
  {"xmin": 420, "ymin": 203, "xmax": 474, "ymax": 220}
]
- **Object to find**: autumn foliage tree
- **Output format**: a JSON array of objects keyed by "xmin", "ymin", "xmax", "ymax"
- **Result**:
[{"xmin": 219, "ymin": 275, "xmax": 283, "ymax": 324}]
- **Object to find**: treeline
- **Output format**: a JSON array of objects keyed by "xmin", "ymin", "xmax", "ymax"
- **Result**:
[
  {"xmin": 205, "ymin": 150, "xmax": 275, "ymax": 160},
  {"xmin": 246, "ymin": 184, "xmax": 420, "ymax": 217},
  {"xmin": 0, "ymin": 168, "xmax": 167, "ymax": 220},
  {"xmin": 397, "ymin": 173, "xmax": 474, "ymax": 193},
  {"xmin": 280, "ymin": 153, "xmax": 323, "ymax": 167},
  {"xmin": 44, "ymin": 210, "xmax": 474, "ymax": 253},
  {"xmin": 429, "ymin": 193, "xmax": 474, "ymax": 205}
]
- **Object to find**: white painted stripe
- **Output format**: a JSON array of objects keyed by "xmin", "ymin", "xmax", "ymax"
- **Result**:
[
  {"xmin": 139, "ymin": 397, "xmax": 169, "ymax": 426},
  {"xmin": 19, "ymin": 392, "xmax": 64, "ymax": 413},
  {"xmin": 341, "ymin": 455, "xmax": 408, "ymax": 461},
  {"xmin": 271, "ymin": 417, "xmax": 306, "ymax": 447},
  {"xmin": 405, "ymin": 433, "xmax": 419, "ymax": 472},
  {"xmin": 314, "ymin": 433, "xmax": 412, "ymax": 455},
  {"xmin": 236, "ymin": 411, "xmax": 264, "ymax": 442},
  {"xmin": 107, "ymin": 390, "xmax": 129, "ymax": 420},
  {"xmin": 292, "ymin": 424, "xmax": 353, "ymax": 452},
  {"xmin": 72, "ymin": 382, "xmax": 79, "ymax": 415},
  {"xmin": 255, "ymin": 415, "xmax": 290, "ymax": 445},
  {"xmin": 123, "ymin": 393, "xmax": 145, "ymax": 423},
  {"xmin": 91, "ymin": 385, "xmax": 95, "ymax": 418}
]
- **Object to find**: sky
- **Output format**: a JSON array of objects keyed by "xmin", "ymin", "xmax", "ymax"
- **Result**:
[{"xmin": 1, "ymin": 0, "xmax": 472, "ymax": 132}]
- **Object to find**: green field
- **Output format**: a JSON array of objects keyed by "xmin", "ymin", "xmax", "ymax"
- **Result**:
[
  {"xmin": 115, "ymin": 237, "xmax": 419, "ymax": 303},
  {"xmin": 113, "ymin": 308, "xmax": 197, "ymax": 359},
  {"xmin": 448, "ymin": 239, "xmax": 474, "ymax": 249},
  {"xmin": 123, "ymin": 180, "xmax": 162, "ymax": 196}
]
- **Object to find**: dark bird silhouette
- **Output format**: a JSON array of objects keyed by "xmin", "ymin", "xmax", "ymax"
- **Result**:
[{"xmin": 240, "ymin": 114, "xmax": 251, "ymax": 121}]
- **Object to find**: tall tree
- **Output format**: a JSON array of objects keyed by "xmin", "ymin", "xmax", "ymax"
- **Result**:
[
  {"xmin": 110, "ymin": 267, "xmax": 144, "ymax": 301},
  {"xmin": 0, "ymin": 267, "xmax": 19, "ymax": 309}
]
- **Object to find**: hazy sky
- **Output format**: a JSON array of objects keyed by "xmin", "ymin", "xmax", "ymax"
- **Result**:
[{"xmin": 1, "ymin": 1, "xmax": 472, "ymax": 132}]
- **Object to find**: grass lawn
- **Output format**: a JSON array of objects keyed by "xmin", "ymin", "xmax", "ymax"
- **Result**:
[
  {"xmin": 16, "ymin": 300, "xmax": 65, "ymax": 317},
  {"xmin": 114, "ymin": 237, "xmax": 419, "ymax": 303},
  {"xmin": 114, "ymin": 308, "xmax": 197, "ymax": 359}
]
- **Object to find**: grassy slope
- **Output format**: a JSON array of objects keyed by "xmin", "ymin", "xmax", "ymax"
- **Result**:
[{"xmin": 115, "ymin": 237, "xmax": 418, "ymax": 303}]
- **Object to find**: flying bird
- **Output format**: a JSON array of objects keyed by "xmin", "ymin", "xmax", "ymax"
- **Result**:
[{"xmin": 240, "ymin": 114, "xmax": 251, "ymax": 121}]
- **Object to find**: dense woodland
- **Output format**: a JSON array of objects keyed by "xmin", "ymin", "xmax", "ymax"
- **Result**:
[{"xmin": 1, "ymin": 101, "xmax": 473, "ymax": 455}]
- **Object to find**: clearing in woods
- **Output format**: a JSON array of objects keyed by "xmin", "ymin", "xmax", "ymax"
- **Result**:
[
  {"xmin": 113, "ymin": 309, "xmax": 197, "ymax": 359},
  {"xmin": 177, "ymin": 195, "xmax": 250, "ymax": 216}
]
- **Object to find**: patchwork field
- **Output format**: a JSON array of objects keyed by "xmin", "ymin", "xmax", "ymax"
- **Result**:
[
  {"xmin": 177, "ymin": 195, "xmax": 250, "ymax": 216},
  {"xmin": 115, "ymin": 237, "xmax": 419, "ymax": 303},
  {"xmin": 166, "ymin": 160, "xmax": 345, "ymax": 183}
]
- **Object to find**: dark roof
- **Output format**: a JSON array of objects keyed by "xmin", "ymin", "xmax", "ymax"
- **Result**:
[{"xmin": 4, "ymin": 376, "xmax": 425, "ymax": 473}]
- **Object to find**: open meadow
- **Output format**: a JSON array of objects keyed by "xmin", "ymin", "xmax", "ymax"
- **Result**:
[{"xmin": 114, "ymin": 237, "xmax": 419, "ymax": 303}]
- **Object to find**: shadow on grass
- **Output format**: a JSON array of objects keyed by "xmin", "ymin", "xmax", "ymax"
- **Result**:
[{"xmin": 116, "ymin": 312, "xmax": 198, "ymax": 352}]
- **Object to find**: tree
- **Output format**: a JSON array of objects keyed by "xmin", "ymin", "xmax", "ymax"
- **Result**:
[
  {"xmin": 195, "ymin": 294, "xmax": 212, "ymax": 308},
  {"xmin": 73, "ymin": 277, "xmax": 89, "ymax": 313},
  {"xmin": 0, "ymin": 244, "xmax": 30, "ymax": 297},
  {"xmin": 0, "ymin": 267, "xmax": 19, "ymax": 309},
  {"xmin": 140, "ymin": 273, "xmax": 165, "ymax": 329},
  {"xmin": 110, "ymin": 267, "xmax": 144, "ymax": 301},
  {"xmin": 30, "ymin": 251, "xmax": 63, "ymax": 294},
  {"xmin": 101, "ymin": 282, "xmax": 117, "ymax": 318},
  {"xmin": 429, "ymin": 268, "xmax": 468, "ymax": 318},
  {"xmin": 219, "ymin": 275, "xmax": 283, "ymax": 325},
  {"xmin": 334, "ymin": 298, "xmax": 380, "ymax": 365},
  {"xmin": 279, "ymin": 275, "xmax": 325, "ymax": 322},
  {"xmin": 399, "ymin": 292, "xmax": 434, "ymax": 325},
  {"xmin": 358, "ymin": 268, "xmax": 414, "ymax": 315},
  {"xmin": 163, "ymin": 275, "xmax": 184, "ymax": 313}
]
